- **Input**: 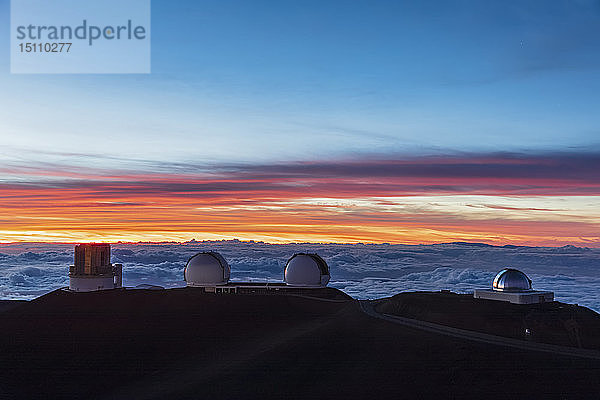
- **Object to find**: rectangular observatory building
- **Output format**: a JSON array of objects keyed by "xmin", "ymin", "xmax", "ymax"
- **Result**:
[
  {"xmin": 473, "ymin": 289, "xmax": 554, "ymax": 305},
  {"xmin": 69, "ymin": 244, "xmax": 123, "ymax": 292}
]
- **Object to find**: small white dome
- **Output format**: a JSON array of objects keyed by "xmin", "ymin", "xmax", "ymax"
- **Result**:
[
  {"xmin": 184, "ymin": 252, "xmax": 230, "ymax": 286},
  {"xmin": 284, "ymin": 253, "xmax": 330, "ymax": 287},
  {"xmin": 492, "ymin": 268, "xmax": 532, "ymax": 292}
]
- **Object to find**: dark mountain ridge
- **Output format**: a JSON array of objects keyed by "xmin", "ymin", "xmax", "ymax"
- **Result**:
[{"xmin": 1, "ymin": 288, "xmax": 599, "ymax": 400}]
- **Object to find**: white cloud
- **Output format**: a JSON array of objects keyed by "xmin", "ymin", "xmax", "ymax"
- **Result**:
[{"xmin": 0, "ymin": 242, "xmax": 598, "ymax": 312}]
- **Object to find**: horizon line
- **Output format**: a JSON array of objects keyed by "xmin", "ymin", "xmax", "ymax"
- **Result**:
[{"xmin": 0, "ymin": 239, "xmax": 596, "ymax": 249}]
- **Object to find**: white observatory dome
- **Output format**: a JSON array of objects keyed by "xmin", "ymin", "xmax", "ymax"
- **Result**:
[
  {"xmin": 492, "ymin": 268, "xmax": 532, "ymax": 292},
  {"xmin": 184, "ymin": 251, "xmax": 230, "ymax": 286},
  {"xmin": 284, "ymin": 253, "xmax": 330, "ymax": 287}
]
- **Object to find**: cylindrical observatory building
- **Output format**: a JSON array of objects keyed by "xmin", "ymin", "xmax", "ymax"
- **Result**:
[
  {"xmin": 473, "ymin": 268, "xmax": 553, "ymax": 304},
  {"xmin": 69, "ymin": 244, "xmax": 123, "ymax": 292},
  {"xmin": 284, "ymin": 253, "xmax": 330, "ymax": 287},
  {"xmin": 184, "ymin": 251, "xmax": 231, "ymax": 287}
]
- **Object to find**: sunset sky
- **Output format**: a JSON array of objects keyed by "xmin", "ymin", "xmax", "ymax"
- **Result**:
[{"xmin": 1, "ymin": 0, "xmax": 599, "ymax": 245}]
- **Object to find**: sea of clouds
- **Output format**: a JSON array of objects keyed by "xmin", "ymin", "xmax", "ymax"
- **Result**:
[{"xmin": 1, "ymin": 241, "xmax": 599, "ymax": 312}]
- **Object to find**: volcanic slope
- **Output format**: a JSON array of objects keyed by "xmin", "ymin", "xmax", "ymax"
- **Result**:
[
  {"xmin": 376, "ymin": 291, "xmax": 600, "ymax": 350},
  {"xmin": 0, "ymin": 288, "xmax": 599, "ymax": 400}
]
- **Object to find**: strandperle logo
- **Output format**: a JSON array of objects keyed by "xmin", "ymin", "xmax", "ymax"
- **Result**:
[
  {"xmin": 11, "ymin": 0, "xmax": 151, "ymax": 74},
  {"xmin": 15, "ymin": 20, "xmax": 147, "ymax": 46}
]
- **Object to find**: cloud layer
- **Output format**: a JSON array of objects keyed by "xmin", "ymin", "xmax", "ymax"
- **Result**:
[
  {"xmin": 1, "ymin": 241, "xmax": 599, "ymax": 313},
  {"xmin": 1, "ymin": 151, "xmax": 599, "ymax": 245}
]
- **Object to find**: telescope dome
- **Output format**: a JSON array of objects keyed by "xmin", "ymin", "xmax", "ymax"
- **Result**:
[
  {"xmin": 184, "ymin": 251, "xmax": 230, "ymax": 286},
  {"xmin": 284, "ymin": 253, "xmax": 330, "ymax": 287},
  {"xmin": 492, "ymin": 268, "xmax": 532, "ymax": 292}
]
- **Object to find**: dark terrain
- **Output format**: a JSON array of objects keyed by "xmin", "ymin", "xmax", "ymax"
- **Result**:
[
  {"xmin": 1, "ymin": 288, "xmax": 599, "ymax": 400},
  {"xmin": 376, "ymin": 291, "xmax": 600, "ymax": 350},
  {"xmin": 0, "ymin": 300, "xmax": 27, "ymax": 313}
]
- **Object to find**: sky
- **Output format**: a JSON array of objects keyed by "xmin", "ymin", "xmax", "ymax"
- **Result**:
[{"xmin": 0, "ymin": 0, "xmax": 599, "ymax": 245}]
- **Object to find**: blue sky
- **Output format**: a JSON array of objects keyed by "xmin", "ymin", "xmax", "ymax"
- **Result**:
[{"xmin": 1, "ymin": 0, "xmax": 600, "ymax": 164}]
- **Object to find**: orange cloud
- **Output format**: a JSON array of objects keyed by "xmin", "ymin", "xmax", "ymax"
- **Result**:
[{"xmin": 1, "ymin": 152, "xmax": 599, "ymax": 246}]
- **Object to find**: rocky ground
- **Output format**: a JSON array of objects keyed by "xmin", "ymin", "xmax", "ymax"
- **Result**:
[{"xmin": 1, "ymin": 288, "xmax": 599, "ymax": 399}]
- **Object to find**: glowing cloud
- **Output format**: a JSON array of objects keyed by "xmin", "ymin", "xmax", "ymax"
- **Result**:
[{"xmin": 0, "ymin": 152, "xmax": 599, "ymax": 246}]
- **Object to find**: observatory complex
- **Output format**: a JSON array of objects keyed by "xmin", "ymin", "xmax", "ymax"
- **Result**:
[
  {"xmin": 64, "ymin": 244, "xmax": 553, "ymax": 306},
  {"xmin": 66, "ymin": 244, "xmax": 331, "ymax": 295},
  {"xmin": 69, "ymin": 244, "xmax": 123, "ymax": 292},
  {"xmin": 184, "ymin": 252, "xmax": 331, "ymax": 294},
  {"xmin": 473, "ymin": 268, "xmax": 554, "ymax": 304}
]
